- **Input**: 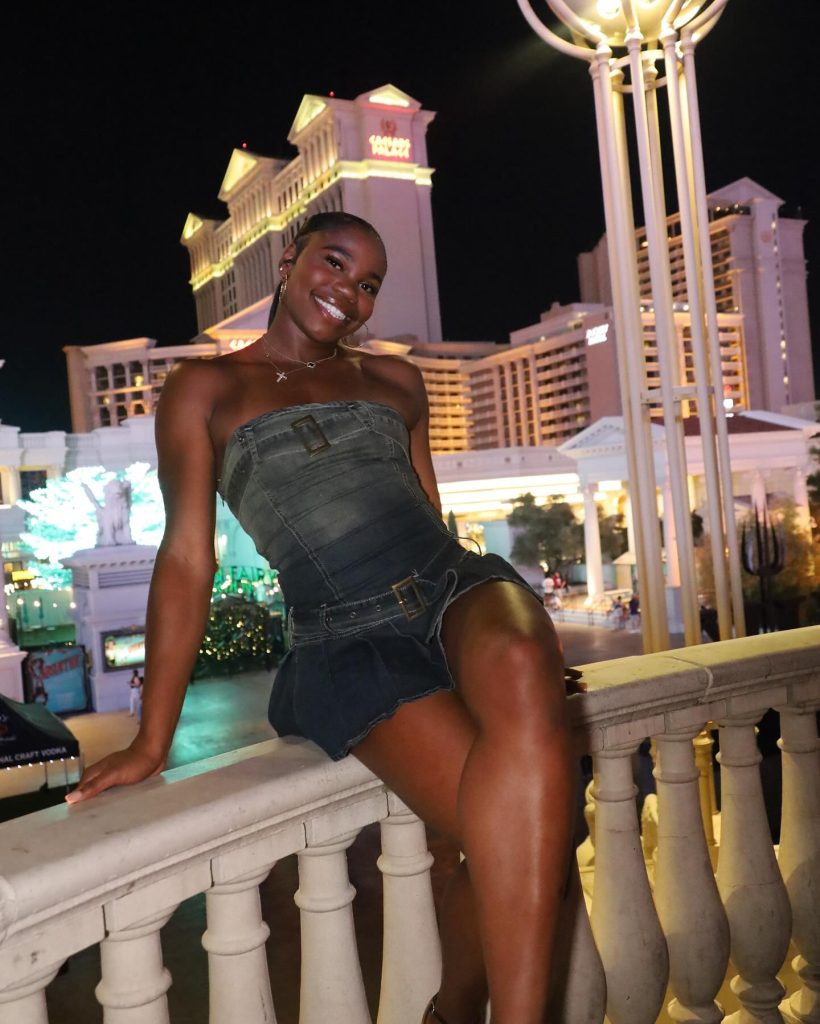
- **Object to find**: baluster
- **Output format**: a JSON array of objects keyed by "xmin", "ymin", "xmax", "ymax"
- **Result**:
[
  {"xmin": 0, "ymin": 963, "xmax": 60, "ymax": 1024},
  {"xmin": 716, "ymin": 711, "xmax": 792, "ymax": 1024},
  {"xmin": 295, "ymin": 831, "xmax": 370, "ymax": 1024},
  {"xmin": 590, "ymin": 744, "xmax": 669, "ymax": 1024},
  {"xmin": 549, "ymin": 863, "xmax": 607, "ymax": 1024},
  {"xmin": 203, "ymin": 867, "xmax": 276, "ymax": 1024},
  {"xmin": 654, "ymin": 724, "xmax": 730, "ymax": 1024},
  {"xmin": 693, "ymin": 729, "xmax": 719, "ymax": 870},
  {"xmin": 96, "ymin": 907, "xmax": 175, "ymax": 1023},
  {"xmin": 96, "ymin": 862, "xmax": 210, "ymax": 1024},
  {"xmin": 777, "ymin": 704, "xmax": 820, "ymax": 1024},
  {"xmin": 376, "ymin": 794, "xmax": 441, "ymax": 1024}
]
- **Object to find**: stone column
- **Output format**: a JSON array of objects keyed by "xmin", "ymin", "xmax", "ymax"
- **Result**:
[
  {"xmin": 654, "ymin": 725, "xmax": 730, "ymax": 1023},
  {"xmin": 203, "ymin": 868, "xmax": 276, "ymax": 1024},
  {"xmin": 548, "ymin": 863, "xmax": 607, "ymax": 1024},
  {"xmin": 0, "ymin": 963, "xmax": 61, "ymax": 1024},
  {"xmin": 662, "ymin": 480, "xmax": 681, "ymax": 588},
  {"xmin": 778, "ymin": 705, "xmax": 820, "ymax": 1024},
  {"xmin": 751, "ymin": 471, "xmax": 768, "ymax": 515},
  {"xmin": 295, "ymin": 832, "xmax": 370, "ymax": 1024},
  {"xmin": 376, "ymin": 796, "xmax": 441, "ymax": 1024},
  {"xmin": 716, "ymin": 712, "xmax": 792, "ymax": 1023},
  {"xmin": 95, "ymin": 907, "xmax": 176, "ymax": 1023},
  {"xmin": 582, "ymin": 483, "xmax": 605, "ymax": 600},
  {"xmin": 590, "ymin": 745, "xmax": 668, "ymax": 1024}
]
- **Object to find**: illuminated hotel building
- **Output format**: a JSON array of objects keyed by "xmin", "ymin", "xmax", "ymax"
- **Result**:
[
  {"xmin": 180, "ymin": 84, "xmax": 442, "ymax": 346},
  {"xmin": 577, "ymin": 177, "xmax": 815, "ymax": 413},
  {"xmin": 63, "ymin": 88, "xmax": 813, "ymax": 450}
]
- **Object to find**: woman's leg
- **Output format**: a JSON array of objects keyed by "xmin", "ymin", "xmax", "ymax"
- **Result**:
[{"xmin": 353, "ymin": 581, "xmax": 575, "ymax": 1024}]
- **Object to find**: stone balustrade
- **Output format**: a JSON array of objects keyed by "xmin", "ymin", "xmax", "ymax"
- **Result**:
[{"xmin": 0, "ymin": 626, "xmax": 817, "ymax": 1024}]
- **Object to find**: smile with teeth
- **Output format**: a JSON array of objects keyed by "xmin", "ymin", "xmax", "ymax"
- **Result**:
[{"xmin": 315, "ymin": 296, "xmax": 348, "ymax": 322}]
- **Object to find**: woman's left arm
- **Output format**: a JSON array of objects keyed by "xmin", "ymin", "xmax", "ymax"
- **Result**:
[{"xmin": 406, "ymin": 371, "xmax": 442, "ymax": 515}]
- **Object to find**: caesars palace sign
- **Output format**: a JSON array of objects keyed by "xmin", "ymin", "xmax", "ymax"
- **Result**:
[{"xmin": 368, "ymin": 119, "xmax": 412, "ymax": 160}]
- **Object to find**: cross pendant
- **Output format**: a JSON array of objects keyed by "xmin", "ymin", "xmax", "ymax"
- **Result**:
[{"xmin": 276, "ymin": 371, "xmax": 288, "ymax": 383}]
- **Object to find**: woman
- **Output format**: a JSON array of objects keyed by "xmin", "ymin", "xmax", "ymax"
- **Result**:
[{"xmin": 67, "ymin": 212, "xmax": 576, "ymax": 1024}]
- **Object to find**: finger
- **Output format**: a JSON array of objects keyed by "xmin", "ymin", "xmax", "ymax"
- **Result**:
[{"xmin": 66, "ymin": 765, "xmax": 120, "ymax": 804}]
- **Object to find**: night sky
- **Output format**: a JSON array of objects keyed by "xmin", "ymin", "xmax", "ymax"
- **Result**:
[{"xmin": 4, "ymin": 0, "xmax": 818, "ymax": 432}]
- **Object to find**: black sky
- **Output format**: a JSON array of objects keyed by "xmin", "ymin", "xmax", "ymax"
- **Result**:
[{"xmin": 4, "ymin": 0, "xmax": 819, "ymax": 431}]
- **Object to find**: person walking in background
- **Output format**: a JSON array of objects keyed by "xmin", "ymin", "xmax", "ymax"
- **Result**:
[
  {"xmin": 128, "ymin": 669, "xmax": 143, "ymax": 719},
  {"xmin": 628, "ymin": 592, "xmax": 641, "ymax": 633}
]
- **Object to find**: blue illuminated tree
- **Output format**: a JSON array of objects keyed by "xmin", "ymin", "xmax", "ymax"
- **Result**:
[{"xmin": 18, "ymin": 464, "xmax": 164, "ymax": 588}]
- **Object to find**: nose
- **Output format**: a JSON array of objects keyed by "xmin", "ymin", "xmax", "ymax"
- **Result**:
[{"xmin": 332, "ymin": 274, "xmax": 357, "ymax": 305}]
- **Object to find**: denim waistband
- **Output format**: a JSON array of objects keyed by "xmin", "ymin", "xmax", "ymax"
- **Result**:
[{"xmin": 288, "ymin": 540, "xmax": 464, "ymax": 643}]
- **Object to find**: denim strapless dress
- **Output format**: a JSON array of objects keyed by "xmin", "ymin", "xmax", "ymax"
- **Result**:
[{"xmin": 218, "ymin": 399, "xmax": 538, "ymax": 760}]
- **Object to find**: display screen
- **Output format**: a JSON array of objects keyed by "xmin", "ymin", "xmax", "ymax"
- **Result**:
[{"xmin": 101, "ymin": 629, "xmax": 146, "ymax": 671}]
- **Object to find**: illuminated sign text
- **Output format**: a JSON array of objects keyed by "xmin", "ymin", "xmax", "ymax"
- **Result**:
[
  {"xmin": 585, "ymin": 323, "xmax": 609, "ymax": 347},
  {"xmin": 368, "ymin": 134, "xmax": 412, "ymax": 160}
]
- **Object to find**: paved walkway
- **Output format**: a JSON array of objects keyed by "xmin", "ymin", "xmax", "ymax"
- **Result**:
[{"xmin": 11, "ymin": 623, "xmax": 651, "ymax": 1023}]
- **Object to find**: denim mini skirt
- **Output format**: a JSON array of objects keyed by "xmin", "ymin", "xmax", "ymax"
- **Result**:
[{"xmin": 218, "ymin": 399, "xmax": 539, "ymax": 760}]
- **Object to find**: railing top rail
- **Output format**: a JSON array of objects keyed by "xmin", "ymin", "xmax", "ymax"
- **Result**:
[
  {"xmin": 0, "ymin": 737, "xmax": 382, "ymax": 944},
  {"xmin": 1, "ymin": 627, "xmax": 818, "ymax": 949},
  {"xmin": 570, "ymin": 626, "xmax": 820, "ymax": 741}
]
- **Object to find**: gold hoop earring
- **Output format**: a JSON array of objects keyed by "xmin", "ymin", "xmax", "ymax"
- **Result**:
[{"xmin": 346, "ymin": 323, "xmax": 371, "ymax": 347}]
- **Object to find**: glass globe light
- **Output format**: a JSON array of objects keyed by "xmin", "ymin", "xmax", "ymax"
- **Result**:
[{"xmin": 559, "ymin": 0, "xmax": 708, "ymax": 45}]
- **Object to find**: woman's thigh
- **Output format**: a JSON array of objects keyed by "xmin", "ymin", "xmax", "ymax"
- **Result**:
[
  {"xmin": 352, "ymin": 581, "xmax": 566, "ymax": 838},
  {"xmin": 352, "ymin": 689, "xmax": 476, "ymax": 842},
  {"xmin": 440, "ymin": 580, "xmax": 567, "ymax": 738}
]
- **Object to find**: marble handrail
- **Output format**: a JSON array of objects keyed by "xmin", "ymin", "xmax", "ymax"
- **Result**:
[{"xmin": 0, "ymin": 625, "xmax": 817, "ymax": 1024}]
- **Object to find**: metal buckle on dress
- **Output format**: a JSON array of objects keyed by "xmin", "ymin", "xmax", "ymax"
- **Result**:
[
  {"xmin": 291, "ymin": 415, "xmax": 330, "ymax": 456},
  {"xmin": 391, "ymin": 576, "xmax": 426, "ymax": 620}
]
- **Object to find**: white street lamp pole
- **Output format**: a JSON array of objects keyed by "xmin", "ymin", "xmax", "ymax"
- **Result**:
[{"xmin": 516, "ymin": 0, "xmax": 745, "ymax": 650}]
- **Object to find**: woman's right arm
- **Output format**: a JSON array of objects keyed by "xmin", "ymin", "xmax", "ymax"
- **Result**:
[{"xmin": 67, "ymin": 363, "xmax": 219, "ymax": 803}]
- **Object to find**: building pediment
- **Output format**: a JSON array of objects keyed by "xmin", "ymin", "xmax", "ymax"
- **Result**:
[
  {"xmin": 180, "ymin": 212, "xmax": 222, "ymax": 244},
  {"xmin": 709, "ymin": 177, "xmax": 783, "ymax": 206},
  {"xmin": 559, "ymin": 417, "xmax": 628, "ymax": 456},
  {"xmin": 218, "ymin": 149, "xmax": 262, "ymax": 201},
  {"xmin": 358, "ymin": 84, "xmax": 420, "ymax": 111},
  {"xmin": 559, "ymin": 417, "xmax": 666, "ymax": 458},
  {"xmin": 288, "ymin": 95, "xmax": 330, "ymax": 141}
]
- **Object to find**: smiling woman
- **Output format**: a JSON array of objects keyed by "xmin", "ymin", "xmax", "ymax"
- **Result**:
[{"xmin": 66, "ymin": 211, "xmax": 576, "ymax": 1024}]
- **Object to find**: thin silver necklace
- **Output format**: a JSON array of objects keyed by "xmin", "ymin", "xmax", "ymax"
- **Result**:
[{"xmin": 262, "ymin": 338, "xmax": 338, "ymax": 384}]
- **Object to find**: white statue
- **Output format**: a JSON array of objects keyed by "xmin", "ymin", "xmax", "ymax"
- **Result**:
[{"xmin": 83, "ymin": 479, "xmax": 134, "ymax": 547}]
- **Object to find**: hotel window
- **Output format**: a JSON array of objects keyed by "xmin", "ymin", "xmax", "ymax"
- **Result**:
[
  {"xmin": 19, "ymin": 470, "xmax": 48, "ymax": 499},
  {"xmin": 112, "ymin": 363, "xmax": 127, "ymax": 388},
  {"xmin": 129, "ymin": 361, "xmax": 145, "ymax": 386},
  {"xmin": 94, "ymin": 366, "xmax": 109, "ymax": 390}
]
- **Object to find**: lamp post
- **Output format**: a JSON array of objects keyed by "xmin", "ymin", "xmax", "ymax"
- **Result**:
[{"xmin": 517, "ymin": 0, "xmax": 745, "ymax": 650}]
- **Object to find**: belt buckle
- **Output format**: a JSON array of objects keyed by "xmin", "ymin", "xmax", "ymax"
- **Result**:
[
  {"xmin": 391, "ymin": 576, "xmax": 426, "ymax": 621},
  {"xmin": 291, "ymin": 415, "xmax": 330, "ymax": 456}
]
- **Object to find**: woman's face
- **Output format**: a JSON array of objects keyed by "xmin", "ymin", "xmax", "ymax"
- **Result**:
[{"xmin": 281, "ymin": 225, "xmax": 386, "ymax": 343}]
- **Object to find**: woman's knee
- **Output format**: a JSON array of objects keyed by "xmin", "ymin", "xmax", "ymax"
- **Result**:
[{"xmin": 462, "ymin": 623, "xmax": 567, "ymax": 728}]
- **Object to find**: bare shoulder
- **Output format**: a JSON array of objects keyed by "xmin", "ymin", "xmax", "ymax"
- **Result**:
[
  {"xmin": 356, "ymin": 349, "xmax": 428, "ymax": 420},
  {"xmin": 156, "ymin": 356, "xmax": 231, "ymax": 426}
]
